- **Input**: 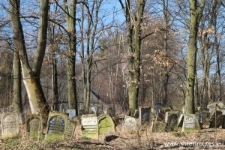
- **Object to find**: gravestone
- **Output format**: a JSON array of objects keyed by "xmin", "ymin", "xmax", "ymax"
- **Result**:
[
  {"xmin": 45, "ymin": 112, "xmax": 70, "ymax": 143},
  {"xmin": 26, "ymin": 114, "xmax": 43, "ymax": 140},
  {"xmin": 123, "ymin": 116, "xmax": 138, "ymax": 131},
  {"xmin": 1, "ymin": 113, "xmax": 19, "ymax": 139},
  {"xmin": 182, "ymin": 114, "xmax": 200, "ymax": 132},
  {"xmin": 209, "ymin": 111, "xmax": 225, "ymax": 128},
  {"xmin": 98, "ymin": 114, "xmax": 115, "ymax": 135},
  {"xmin": 64, "ymin": 120, "xmax": 76, "ymax": 139},
  {"xmin": 165, "ymin": 111, "xmax": 179, "ymax": 132},
  {"xmin": 81, "ymin": 114, "xmax": 98, "ymax": 139},
  {"xmin": 66, "ymin": 109, "xmax": 76, "ymax": 119},
  {"xmin": 139, "ymin": 107, "xmax": 151, "ymax": 124}
]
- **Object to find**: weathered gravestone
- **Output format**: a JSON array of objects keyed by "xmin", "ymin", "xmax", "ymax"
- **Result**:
[
  {"xmin": 81, "ymin": 114, "xmax": 98, "ymax": 139},
  {"xmin": 45, "ymin": 112, "xmax": 75, "ymax": 143},
  {"xmin": 26, "ymin": 114, "xmax": 43, "ymax": 140},
  {"xmin": 139, "ymin": 107, "xmax": 151, "ymax": 125},
  {"xmin": 66, "ymin": 109, "xmax": 76, "ymax": 119},
  {"xmin": 98, "ymin": 114, "xmax": 115, "ymax": 135},
  {"xmin": 123, "ymin": 116, "xmax": 138, "ymax": 131},
  {"xmin": 182, "ymin": 114, "xmax": 200, "ymax": 132},
  {"xmin": 64, "ymin": 120, "xmax": 76, "ymax": 139},
  {"xmin": 1, "ymin": 113, "xmax": 19, "ymax": 139},
  {"xmin": 165, "ymin": 111, "xmax": 179, "ymax": 132}
]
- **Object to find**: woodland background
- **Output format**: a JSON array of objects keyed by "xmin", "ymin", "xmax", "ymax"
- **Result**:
[{"xmin": 0, "ymin": 0, "xmax": 224, "ymax": 116}]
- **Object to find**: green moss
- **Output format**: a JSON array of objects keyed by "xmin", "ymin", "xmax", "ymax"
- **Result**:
[
  {"xmin": 82, "ymin": 129, "xmax": 98, "ymax": 139},
  {"xmin": 44, "ymin": 133, "xmax": 64, "ymax": 144}
]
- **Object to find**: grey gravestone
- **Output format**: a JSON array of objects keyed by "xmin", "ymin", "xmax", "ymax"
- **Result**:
[
  {"xmin": 98, "ymin": 114, "xmax": 115, "ymax": 135},
  {"xmin": 66, "ymin": 109, "xmax": 76, "ymax": 119},
  {"xmin": 1, "ymin": 113, "xmax": 19, "ymax": 139},
  {"xmin": 45, "ymin": 112, "xmax": 69, "ymax": 143},
  {"xmin": 182, "ymin": 114, "xmax": 200, "ymax": 132},
  {"xmin": 26, "ymin": 114, "xmax": 43, "ymax": 140},
  {"xmin": 123, "ymin": 115, "xmax": 138, "ymax": 131},
  {"xmin": 81, "ymin": 114, "xmax": 98, "ymax": 139},
  {"xmin": 165, "ymin": 111, "xmax": 179, "ymax": 132},
  {"xmin": 139, "ymin": 107, "xmax": 151, "ymax": 124}
]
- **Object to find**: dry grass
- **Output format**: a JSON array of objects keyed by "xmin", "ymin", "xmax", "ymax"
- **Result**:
[{"xmin": 0, "ymin": 123, "xmax": 225, "ymax": 149}]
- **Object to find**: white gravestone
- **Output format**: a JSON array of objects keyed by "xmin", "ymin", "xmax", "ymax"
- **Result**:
[
  {"xmin": 81, "ymin": 114, "xmax": 98, "ymax": 139},
  {"xmin": 123, "ymin": 116, "xmax": 138, "ymax": 131},
  {"xmin": 1, "ymin": 113, "xmax": 19, "ymax": 139}
]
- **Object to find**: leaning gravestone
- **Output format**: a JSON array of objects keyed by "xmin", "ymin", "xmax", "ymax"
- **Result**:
[
  {"xmin": 1, "ymin": 113, "xmax": 19, "ymax": 139},
  {"xmin": 26, "ymin": 114, "xmax": 43, "ymax": 140},
  {"xmin": 98, "ymin": 114, "xmax": 115, "ymax": 135},
  {"xmin": 45, "ymin": 112, "xmax": 71, "ymax": 143},
  {"xmin": 139, "ymin": 107, "xmax": 151, "ymax": 124},
  {"xmin": 165, "ymin": 111, "xmax": 179, "ymax": 132},
  {"xmin": 81, "ymin": 114, "xmax": 98, "ymax": 139},
  {"xmin": 182, "ymin": 114, "xmax": 200, "ymax": 132},
  {"xmin": 123, "ymin": 116, "xmax": 138, "ymax": 131}
]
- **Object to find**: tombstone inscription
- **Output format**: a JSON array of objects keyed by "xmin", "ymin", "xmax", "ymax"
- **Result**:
[
  {"xmin": 182, "ymin": 114, "xmax": 200, "ymax": 132},
  {"xmin": 26, "ymin": 114, "xmax": 43, "ymax": 140},
  {"xmin": 1, "ymin": 113, "xmax": 19, "ymax": 139},
  {"xmin": 45, "ymin": 112, "xmax": 69, "ymax": 143},
  {"xmin": 81, "ymin": 114, "xmax": 98, "ymax": 139}
]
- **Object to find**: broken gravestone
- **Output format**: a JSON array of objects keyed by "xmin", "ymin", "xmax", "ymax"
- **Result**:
[
  {"xmin": 45, "ymin": 111, "xmax": 75, "ymax": 143},
  {"xmin": 26, "ymin": 114, "xmax": 43, "ymax": 140},
  {"xmin": 139, "ymin": 107, "xmax": 151, "ymax": 125},
  {"xmin": 165, "ymin": 111, "xmax": 179, "ymax": 132},
  {"xmin": 98, "ymin": 114, "xmax": 115, "ymax": 135},
  {"xmin": 1, "ymin": 113, "xmax": 19, "ymax": 139},
  {"xmin": 81, "ymin": 114, "xmax": 98, "ymax": 139},
  {"xmin": 182, "ymin": 114, "xmax": 200, "ymax": 132},
  {"xmin": 66, "ymin": 109, "xmax": 76, "ymax": 119},
  {"xmin": 123, "ymin": 115, "xmax": 138, "ymax": 131},
  {"xmin": 209, "ymin": 111, "xmax": 225, "ymax": 128}
]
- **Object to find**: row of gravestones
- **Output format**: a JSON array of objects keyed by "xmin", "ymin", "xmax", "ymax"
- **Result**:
[
  {"xmin": 0, "ymin": 111, "xmax": 117, "ymax": 141},
  {"xmin": 0, "ymin": 111, "xmax": 76, "ymax": 143},
  {"xmin": 152, "ymin": 102, "xmax": 225, "ymax": 133}
]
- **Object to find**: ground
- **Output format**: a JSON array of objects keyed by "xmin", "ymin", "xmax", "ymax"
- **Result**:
[{"xmin": 0, "ymin": 124, "xmax": 225, "ymax": 149}]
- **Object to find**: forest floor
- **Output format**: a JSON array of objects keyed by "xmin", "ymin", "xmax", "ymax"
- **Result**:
[{"xmin": 0, "ymin": 124, "xmax": 225, "ymax": 150}]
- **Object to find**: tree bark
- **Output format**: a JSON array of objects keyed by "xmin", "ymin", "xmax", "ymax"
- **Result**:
[
  {"xmin": 9, "ymin": 0, "xmax": 49, "ymax": 120},
  {"xmin": 185, "ymin": 0, "xmax": 205, "ymax": 114},
  {"xmin": 64, "ymin": 0, "xmax": 78, "ymax": 114}
]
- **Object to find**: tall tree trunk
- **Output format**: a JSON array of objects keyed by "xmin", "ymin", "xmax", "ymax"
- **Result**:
[
  {"xmin": 185, "ymin": 0, "xmax": 205, "ymax": 114},
  {"xmin": 119, "ymin": 0, "xmax": 146, "ymax": 114},
  {"xmin": 64, "ymin": 0, "xmax": 78, "ymax": 114},
  {"xmin": 12, "ymin": 48, "xmax": 22, "ymax": 113},
  {"xmin": 9, "ymin": 0, "xmax": 49, "ymax": 122}
]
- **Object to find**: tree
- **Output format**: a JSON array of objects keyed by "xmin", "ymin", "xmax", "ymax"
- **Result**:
[
  {"xmin": 64, "ymin": 0, "xmax": 78, "ymax": 114},
  {"xmin": 8, "ymin": 0, "xmax": 49, "ymax": 120},
  {"xmin": 119, "ymin": 0, "xmax": 146, "ymax": 114},
  {"xmin": 185, "ymin": 0, "xmax": 206, "ymax": 114}
]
